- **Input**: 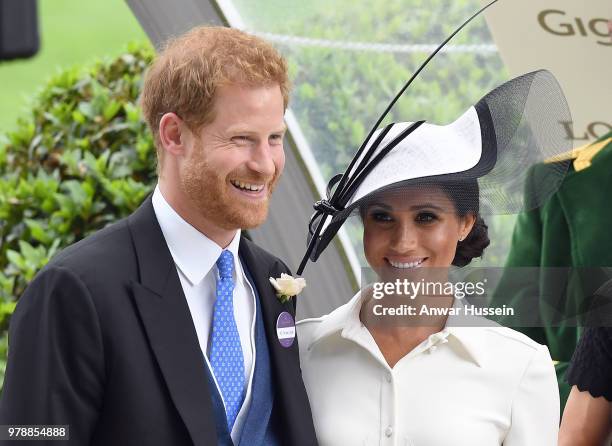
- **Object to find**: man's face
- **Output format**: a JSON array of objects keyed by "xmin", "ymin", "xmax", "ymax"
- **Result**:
[{"xmin": 179, "ymin": 84, "xmax": 286, "ymax": 230}]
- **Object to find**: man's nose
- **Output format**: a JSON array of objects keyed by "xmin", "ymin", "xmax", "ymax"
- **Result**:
[{"xmin": 247, "ymin": 141, "xmax": 276, "ymax": 177}]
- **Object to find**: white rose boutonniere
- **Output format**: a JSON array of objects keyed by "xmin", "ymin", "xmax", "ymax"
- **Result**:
[{"xmin": 269, "ymin": 273, "xmax": 306, "ymax": 303}]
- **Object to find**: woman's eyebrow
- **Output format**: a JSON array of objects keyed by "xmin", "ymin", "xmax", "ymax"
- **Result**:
[
  {"xmin": 367, "ymin": 202, "xmax": 448, "ymax": 212},
  {"xmin": 409, "ymin": 203, "xmax": 446, "ymax": 211},
  {"xmin": 367, "ymin": 203, "xmax": 392, "ymax": 211}
]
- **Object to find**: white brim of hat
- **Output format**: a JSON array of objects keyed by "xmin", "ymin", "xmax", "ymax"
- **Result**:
[{"xmin": 347, "ymin": 106, "xmax": 482, "ymax": 207}]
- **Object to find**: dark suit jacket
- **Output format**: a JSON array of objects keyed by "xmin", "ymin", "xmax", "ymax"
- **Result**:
[{"xmin": 0, "ymin": 197, "xmax": 317, "ymax": 446}]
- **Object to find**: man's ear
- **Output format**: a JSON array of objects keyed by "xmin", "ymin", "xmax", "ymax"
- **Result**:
[{"xmin": 159, "ymin": 112, "xmax": 190, "ymax": 157}]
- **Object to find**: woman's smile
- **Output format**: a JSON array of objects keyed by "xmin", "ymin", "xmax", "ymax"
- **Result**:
[{"xmin": 385, "ymin": 257, "xmax": 428, "ymax": 269}]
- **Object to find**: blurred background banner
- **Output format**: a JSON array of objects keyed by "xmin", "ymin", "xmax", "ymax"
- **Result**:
[{"xmin": 481, "ymin": 0, "xmax": 611, "ymax": 146}]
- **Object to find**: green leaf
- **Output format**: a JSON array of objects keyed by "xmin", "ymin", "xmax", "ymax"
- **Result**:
[
  {"xmin": 25, "ymin": 219, "xmax": 53, "ymax": 244},
  {"xmin": 6, "ymin": 250, "xmax": 25, "ymax": 271},
  {"xmin": 78, "ymin": 102, "xmax": 95, "ymax": 119},
  {"xmin": 18, "ymin": 240, "xmax": 43, "ymax": 265},
  {"xmin": 103, "ymin": 100, "xmax": 122, "ymax": 121},
  {"xmin": 72, "ymin": 110, "xmax": 86, "ymax": 124},
  {"xmin": 124, "ymin": 102, "xmax": 140, "ymax": 122},
  {"xmin": 62, "ymin": 180, "xmax": 88, "ymax": 206}
]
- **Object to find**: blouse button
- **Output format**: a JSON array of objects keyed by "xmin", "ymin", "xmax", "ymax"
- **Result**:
[
  {"xmin": 385, "ymin": 426, "xmax": 393, "ymax": 437},
  {"xmin": 385, "ymin": 372, "xmax": 392, "ymax": 383}
]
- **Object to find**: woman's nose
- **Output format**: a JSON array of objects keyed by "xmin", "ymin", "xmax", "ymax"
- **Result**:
[{"xmin": 391, "ymin": 222, "xmax": 418, "ymax": 252}]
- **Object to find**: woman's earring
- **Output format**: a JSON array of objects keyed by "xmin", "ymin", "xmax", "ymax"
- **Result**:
[{"xmin": 459, "ymin": 235, "xmax": 465, "ymax": 242}]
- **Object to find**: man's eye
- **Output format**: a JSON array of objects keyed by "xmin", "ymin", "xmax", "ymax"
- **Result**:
[
  {"xmin": 415, "ymin": 212, "xmax": 437, "ymax": 223},
  {"xmin": 269, "ymin": 134, "xmax": 283, "ymax": 145},
  {"xmin": 232, "ymin": 136, "xmax": 251, "ymax": 144}
]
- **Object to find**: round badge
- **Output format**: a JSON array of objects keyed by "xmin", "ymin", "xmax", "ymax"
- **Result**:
[{"xmin": 276, "ymin": 311, "xmax": 296, "ymax": 348}]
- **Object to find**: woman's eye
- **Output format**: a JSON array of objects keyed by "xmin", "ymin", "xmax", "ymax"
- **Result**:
[
  {"xmin": 371, "ymin": 212, "xmax": 393, "ymax": 222},
  {"xmin": 415, "ymin": 212, "xmax": 437, "ymax": 223}
]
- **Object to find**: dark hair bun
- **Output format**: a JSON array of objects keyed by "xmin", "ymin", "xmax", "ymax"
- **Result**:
[{"xmin": 452, "ymin": 216, "xmax": 490, "ymax": 267}]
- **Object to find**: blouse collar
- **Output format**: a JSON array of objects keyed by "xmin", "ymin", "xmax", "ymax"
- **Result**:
[{"xmin": 307, "ymin": 291, "xmax": 492, "ymax": 368}]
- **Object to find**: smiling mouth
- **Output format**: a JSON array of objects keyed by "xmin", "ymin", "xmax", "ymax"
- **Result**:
[
  {"xmin": 387, "ymin": 258, "xmax": 427, "ymax": 269},
  {"xmin": 230, "ymin": 179, "xmax": 265, "ymax": 193}
]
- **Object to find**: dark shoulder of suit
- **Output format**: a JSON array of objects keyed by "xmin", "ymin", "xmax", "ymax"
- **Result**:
[{"xmin": 0, "ymin": 199, "xmax": 318, "ymax": 446}]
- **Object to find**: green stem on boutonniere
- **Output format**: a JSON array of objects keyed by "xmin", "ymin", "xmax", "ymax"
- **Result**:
[{"xmin": 277, "ymin": 293, "xmax": 291, "ymax": 303}]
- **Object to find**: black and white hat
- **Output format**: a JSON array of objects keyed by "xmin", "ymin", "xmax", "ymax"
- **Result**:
[{"xmin": 297, "ymin": 1, "xmax": 571, "ymax": 274}]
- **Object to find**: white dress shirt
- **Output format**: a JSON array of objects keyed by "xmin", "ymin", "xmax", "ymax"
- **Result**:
[
  {"xmin": 152, "ymin": 186, "xmax": 256, "ymax": 442},
  {"xmin": 297, "ymin": 293, "xmax": 559, "ymax": 446}
]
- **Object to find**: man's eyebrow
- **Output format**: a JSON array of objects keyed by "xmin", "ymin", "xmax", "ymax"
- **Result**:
[
  {"xmin": 274, "ymin": 123, "xmax": 288, "ymax": 133},
  {"xmin": 226, "ymin": 123, "xmax": 287, "ymax": 134}
]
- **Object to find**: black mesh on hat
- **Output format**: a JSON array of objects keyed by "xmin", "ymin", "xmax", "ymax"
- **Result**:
[{"xmin": 475, "ymin": 69, "xmax": 570, "ymax": 214}]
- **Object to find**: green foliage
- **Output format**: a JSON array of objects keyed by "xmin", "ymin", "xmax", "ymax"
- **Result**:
[
  {"xmin": 0, "ymin": 43, "xmax": 156, "ymax": 338},
  {"xmin": 0, "ymin": 332, "xmax": 7, "ymax": 389},
  {"xmin": 280, "ymin": 0, "xmax": 507, "ymax": 177}
]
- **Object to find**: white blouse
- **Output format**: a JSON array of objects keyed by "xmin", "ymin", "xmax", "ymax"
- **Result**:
[{"xmin": 297, "ymin": 293, "xmax": 559, "ymax": 446}]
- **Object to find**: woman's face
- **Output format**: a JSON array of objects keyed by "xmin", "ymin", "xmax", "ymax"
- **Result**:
[{"xmin": 362, "ymin": 186, "xmax": 475, "ymax": 275}]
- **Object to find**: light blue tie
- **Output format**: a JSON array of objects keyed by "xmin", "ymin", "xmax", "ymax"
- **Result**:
[{"xmin": 210, "ymin": 250, "xmax": 245, "ymax": 432}]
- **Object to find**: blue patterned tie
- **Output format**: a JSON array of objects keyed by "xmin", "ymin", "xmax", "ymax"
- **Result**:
[{"xmin": 210, "ymin": 250, "xmax": 245, "ymax": 432}]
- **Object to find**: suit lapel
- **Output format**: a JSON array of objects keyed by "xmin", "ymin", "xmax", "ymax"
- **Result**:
[
  {"xmin": 128, "ymin": 197, "xmax": 217, "ymax": 446},
  {"xmin": 238, "ymin": 237, "xmax": 317, "ymax": 445}
]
